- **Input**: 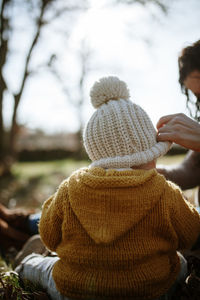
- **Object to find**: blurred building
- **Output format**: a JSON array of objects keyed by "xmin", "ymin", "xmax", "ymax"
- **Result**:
[{"xmin": 15, "ymin": 127, "xmax": 84, "ymax": 161}]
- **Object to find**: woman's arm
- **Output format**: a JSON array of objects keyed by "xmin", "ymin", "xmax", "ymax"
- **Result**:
[
  {"xmin": 157, "ymin": 150, "xmax": 200, "ymax": 190},
  {"xmin": 157, "ymin": 113, "xmax": 200, "ymax": 152},
  {"xmin": 156, "ymin": 113, "xmax": 200, "ymax": 189}
]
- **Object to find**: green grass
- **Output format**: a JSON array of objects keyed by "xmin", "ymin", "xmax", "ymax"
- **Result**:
[
  {"xmin": 0, "ymin": 256, "xmax": 50, "ymax": 299},
  {"xmin": 12, "ymin": 158, "xmax": 90, "ymax": 179},
  {"xmin": 0, "ymin": 159, "xmax": 90, "ymax": 210},
  {"xmin": 0, "ymin": 155, "xmax": 186, "ymax": 210},
  {"xmin": 11, "ymin": 155, "xmax": 185, "ymax": 179}
]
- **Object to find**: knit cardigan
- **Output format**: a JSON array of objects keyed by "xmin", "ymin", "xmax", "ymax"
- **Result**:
[{"xmin": 39, "ymin": 167, "xmax": 200, "ymax": 300}]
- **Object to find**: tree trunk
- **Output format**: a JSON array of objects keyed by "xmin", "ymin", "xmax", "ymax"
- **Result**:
[
  {"xmin": 8, "ymin": 1, "xmax": 46, "ymax": 163},
  {"xmin": 9, "ymin": 94, "xmax": 20, "ymax": 157}
]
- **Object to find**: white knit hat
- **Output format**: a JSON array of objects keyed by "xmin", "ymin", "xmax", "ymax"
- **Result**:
[{"xmin": 83, "ymin": 76, "xmax": 171, "ymax": 169}]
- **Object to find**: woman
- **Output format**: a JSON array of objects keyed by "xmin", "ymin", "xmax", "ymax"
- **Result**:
[{"xmin": 157, "ymin": 40, "xmax": 200, "ymax": 191}]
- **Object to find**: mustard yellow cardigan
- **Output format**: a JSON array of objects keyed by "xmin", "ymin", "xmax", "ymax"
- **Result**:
[{"xmin": 39, "ymin": 167, "xmax": 200, "ymax": 300}]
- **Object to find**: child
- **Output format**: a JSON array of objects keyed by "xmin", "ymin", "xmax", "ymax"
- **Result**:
[{"xmin": 16, "ymin": 76, "xmax": 200, "ymax": 300}]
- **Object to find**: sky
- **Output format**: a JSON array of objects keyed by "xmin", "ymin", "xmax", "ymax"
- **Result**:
[{"xmin": 4, "ymin": 0, "xmax": 200, "ymax": 133}]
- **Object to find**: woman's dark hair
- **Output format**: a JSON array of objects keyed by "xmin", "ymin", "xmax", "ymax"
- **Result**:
[{"xmin": 178, "ymin": 40, "xmax": 200, "ymax": 121}]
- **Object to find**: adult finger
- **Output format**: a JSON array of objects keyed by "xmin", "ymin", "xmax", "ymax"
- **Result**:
[
  {"xmin": 156, "ymin": 114, "xmax": 175, "ymax": 129},
  {"xmin": 156, "ymin": 113, "xmax": 185, "ymax": 129},
  {"xmin": 157, "ymin": 132, "xmax": 173, "ymax": 142}
]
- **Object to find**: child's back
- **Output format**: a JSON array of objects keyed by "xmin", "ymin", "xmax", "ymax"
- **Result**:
[
  {"xmin": 39, "ymin": 166, "xmax": 199, "ymax": 299},
  {"xmin": 17, "ymin": 77, "xmax": 200, "ymax": 300}
]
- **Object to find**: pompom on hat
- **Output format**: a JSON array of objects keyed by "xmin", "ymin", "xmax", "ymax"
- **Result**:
[{"xmin": 83, "ymin": 76, "xmax": 171, "ymax": 169}]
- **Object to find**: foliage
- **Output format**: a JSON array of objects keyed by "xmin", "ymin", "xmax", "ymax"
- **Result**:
[
  {"xmin": 0, "ymin": 270, "xmax": 30, "ymax": 300},
  {"xmin": 0, "ymin": 255, "xmax": 51, "ymax": 299},
  {"xmin": 0, "ymin": 268, "xmax": 50, "ymax": 299}
]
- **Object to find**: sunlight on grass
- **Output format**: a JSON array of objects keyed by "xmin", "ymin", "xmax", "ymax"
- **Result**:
[
  {"xmin": 3, "ymin": 159, "xmax": 90, "ymax": 209},
  {"xmin": 5, "ymin": 155, "xmax": 194, "ymax": 210},
  {"xmin": 158, "ymin": 154, "xmax": 185, "ymax": 166},
  {"xmin": 12, "ymin": 159, "xmax": 90, "ymax": 179},
  {"xmin": 12, "ymin": 154, "xmax": 185, "ymax": 179}
]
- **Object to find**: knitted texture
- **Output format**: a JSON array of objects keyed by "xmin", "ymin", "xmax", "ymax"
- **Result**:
[
  {"xmin": 90, "ymin": 76, "xmax": 130, "ymax": 108},
  {"xmin": 39, "ymin": 167, "xmax": 200, "ymax": 300},
  {"xmin": 83, "ymin": 76, "xmax": 171, "ymax": 168}
]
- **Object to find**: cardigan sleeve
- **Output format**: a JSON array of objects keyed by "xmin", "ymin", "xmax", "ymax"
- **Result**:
[
  {"xmin": 39, "ymin": 180, "xmax": 68, "ymax": 252},
  {"xmin": 169, "ymin": 182, "xmax": 200, "ymax": 250}
]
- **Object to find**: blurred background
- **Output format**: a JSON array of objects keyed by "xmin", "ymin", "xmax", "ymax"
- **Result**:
[{"xmin": 0, "ymin": 0, "xmax": 200, "ymax": 209}]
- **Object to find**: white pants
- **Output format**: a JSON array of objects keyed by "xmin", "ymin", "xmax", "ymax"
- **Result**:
[{"xmin": 15, "ymin": 254, "xmax": 73, "ymax": 300}]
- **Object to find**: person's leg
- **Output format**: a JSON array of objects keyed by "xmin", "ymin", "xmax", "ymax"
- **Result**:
[
  {"xmin": 15, "ymin": 254, "xmax": 73, "ymax": 300},
  {"xmin": 13, "ymin": 235, "xmax": 46, "ymax": 268}
]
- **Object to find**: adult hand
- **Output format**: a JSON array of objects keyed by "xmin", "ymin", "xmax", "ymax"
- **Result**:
[
  {"xmin": 0, "ymin": 217, "xmax": 30, "ymax": 251},
  {"xmin": 0, "ymin": 217, "xmax": 29, "ymax": 242},
  {"xmin": 156, "ymin": 113, "xmax": 200, "ymax": 152}
]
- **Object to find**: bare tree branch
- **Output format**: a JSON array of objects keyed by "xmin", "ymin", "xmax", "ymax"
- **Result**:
[
  {"xmin": 153, "ymin": 0, "xmax": 168, "ymax": 13},
  {"xmin": 45, "ymin": 4, "xmax": 88, "ymax": 22},
  {"xmin": 9, "ymin": 0, "xmax": 50, "ymax": 154},
  {"xmin": 115, "ymin": 0, "xmax": 168, "ymax": 14},
  {"xmin": 0, "ymin": 0, "xmax": 89, "ymax": 174},
  {"xmin": 47, "ymin": 40, "xmax": 92, "ymax": 137}
]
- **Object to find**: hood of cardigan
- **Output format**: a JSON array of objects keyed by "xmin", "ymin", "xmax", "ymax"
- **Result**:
[{"xmin": 68, "ymin": 167, "xmax": 167, "ymax": 244}]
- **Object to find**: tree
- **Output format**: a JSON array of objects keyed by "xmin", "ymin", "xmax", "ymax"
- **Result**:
[
  {"xmin": 0, "ymin": 0, "xmax": 88, "ymax": 175},
  {"xmin": 48, "ymin": 39, "xmax": 92, "ymax": 155},
  {"xmin": 115, "ymin": 0, "xmax": 169, "ymax": 14}
]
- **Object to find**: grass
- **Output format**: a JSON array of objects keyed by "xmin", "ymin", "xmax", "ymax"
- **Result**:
[
  {"xmin": 1, "ymin": 154, "xmax": 194, "ymax": 210},
  {"xmin": 12, "ymin": 155, "xmax": 184, "ymax": 178},
  {"xmin": 12, "ymin": 158, "xmax": 89, "ymax": 179},
  {"xmin": 0, "ymin": 256, "xmax": 50, "ymax": 299},
  {"xmin": 1, "ymin": 154, "xmax": 197, "ymax": 210},
  {"xmin": 12, "ymin": 155, "xmax": 184, "ymax": 177},
  {"xmin": 0, "ymin": 159, "xmax": 89, "ymax": 210}
]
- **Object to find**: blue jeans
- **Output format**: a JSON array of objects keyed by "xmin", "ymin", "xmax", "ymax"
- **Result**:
[
  {"xmin": 28, "ymin": 212, "xmax": 41, "ymax": 235},
  {"xmin": 196, "ymin": 207, "xmax": 200, "ymax": 213}
]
